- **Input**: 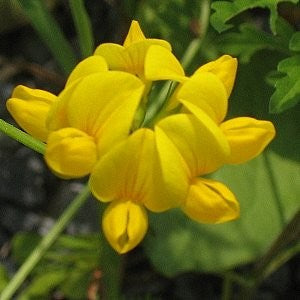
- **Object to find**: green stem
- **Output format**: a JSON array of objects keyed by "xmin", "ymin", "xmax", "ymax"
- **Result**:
[
  {"xmin": 180, "ymin": 0, "xmax": 211, "ymax": 70},
  {"xmin": 100, "ymin": 238, "xmax": 122, "ymax": 299},
  {"xmin": 222, "ymin": 272, "xmax": 252, "ymax": 289},
  {"xmin": 98, "ymin": 207, "xmax": 122, "ymax": 299},
  {"xmin": 242, "ymin": 209, "xmax": 300, "ymax": 298},
  {"xmin": 221, "ymin": 274, "xmax": 233, "ymax": 300},
  {"xmin": 253, "ymin": 209, "xmax": 300, "ymax": 278},
  {"xmin": 17, "ymin": 0, "xmax": 77, "ymax": 75},
  {"xmin": 0, "ymin": 185, "xmax": 91, "ymax": 300},
  {"xmin": 69, "ymin": 0, "xmax": 94, "ymax": 58},
  {"xmin": 262, "ymin": 242, "xmax": 300, "ymax": 279},
  {"xmin": 142, "ymin": 81, "xmax": 174, "ymax": 127},
  {"xmin": 142, "ymin": 0, "xmax": 211, "ymax": 127},
  {"xmin": 0, "ymin": 119, "xmax": 45, "ymax": 154},
  {"xmin": 263, "ymin": 152, "xmax": 285, "ymax": 226}
]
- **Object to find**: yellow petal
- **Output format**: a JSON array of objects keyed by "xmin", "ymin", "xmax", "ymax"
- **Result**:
[
  {"xmin": 194, "ymin": 55, "xmax": 238, "ymax": 97},
  {"xmin": 145, "ymin": 45, "xmax": 185, "ymax": 82},
  {"xmin": 102, "ymin": 200, "xmax": 148, "ymax": 253},
  {"xmin": 150, "ymin": 126, "xmax": 190, "ymax": 211},
  {"xmin": 123, "ymin": 20, "xmax": 146, "ymax": 47},
  {"xmin": 157, "ymin": 111, "xmax": 230, "ymax": 176},
  {"xmin": 48, "ymin": 71, "xmax": 144, "ymax": 149},
  {"xmin": 65, "ymin": 72, "xmax": 144, "ymax": 153},
  {"xmin": 182, "ymin": 177, "xmax": 240, "ymax": 223},
  {"xmin": 46, "ymin": 81, "xmax": 79, "ymax": 131},
  {"xmin": 126, "ymin": 40, "xmax": 172, "ymax": 78},
  {"xmin": 174, "ymin": 72, "xmax": 228, "ymax": 123},
  {"xmin": 49, "ymin": 56, "xmax": 109, "ymax": 129},
  {"xmin": 94, "ymin": 43, "xmax": 128, "ymax": 72},
  {"xmin": 220, "ymin": 117, "xmax": 276, "ymax": 164},
  {"xmin": 90, "ymin": 128, "xmax": 186, "ymax": 212},
  {"xmin": 6, "ymin": 85, "xmax": 57, "ymax": 141},
  {"xmin": 89, "ymin": 129, "xmax": 155, "ymax": 203},
  {"xmin": 95, "ymin": 41, "xmax": 171, "ymax": 79},
  {"xmin": 45, "ymin": 128, "xmax": 97, "ymax": 178},
  {"xmin": 11, "ymin": 85, "xmax": 57, "ymax": 103},
  {"xmin": 65, "ymin": 56, "xmax": 108, "ymax": 87}
]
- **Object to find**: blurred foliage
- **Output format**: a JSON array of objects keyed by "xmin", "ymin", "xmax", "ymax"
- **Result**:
[
  {"xmin": 69, "ymin": 0, "xmax": 94, "ymax": 58},
  {"xmin": 0, "ymin": 265, "xmax": 9, "ymax": 293},
  {"xmin": 217, "ymin": 18, "xmax": 293, "ymax": 63},
  {"xmin": 12, "ymin": 233, "xmax": 102, "ymax": 299},
  {"xmin": 135, "ymin": 0, "xmax": 202, "ymax": 57},
  {"xmin": 210, "ymin": 0, "xmax": 299, "ymax": 34},
  {"xmin": 0, "ymin": 0, "xmax": 57, "ymax": 33},
  {"xmin": 16, "ymin": 0, "xmax": 77, "ymax": 74},
  {"xmin": 211, "ymin": 0, "xmax": 300, "ymax": 113}
]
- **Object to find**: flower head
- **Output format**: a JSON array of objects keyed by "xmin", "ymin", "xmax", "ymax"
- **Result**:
[{"xmin": 6, "ymin": 20, "xmax": 276, "ymax": 254}]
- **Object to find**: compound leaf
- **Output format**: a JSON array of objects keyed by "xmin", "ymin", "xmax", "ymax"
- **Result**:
[{"xmin": 211, "ymin": 0, "xmax": 299, "ymax": 34}]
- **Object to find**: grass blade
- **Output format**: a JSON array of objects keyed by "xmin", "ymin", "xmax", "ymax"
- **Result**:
[
  {"xmin": 17, "ymin": 0, "xmax": 77, "ymax": 75},
  {"xmin": 69, "ymin": 0, "xmax": 94, "ymax": 58}
]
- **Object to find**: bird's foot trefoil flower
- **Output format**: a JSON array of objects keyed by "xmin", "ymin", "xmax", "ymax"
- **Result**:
[{"xmin": 6, "ymin": 20, "xmax": 276, "ymax": 253}]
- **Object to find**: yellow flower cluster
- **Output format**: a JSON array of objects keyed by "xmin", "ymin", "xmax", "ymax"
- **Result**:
[{"xmin": 6, "ymin": 21, "xmax": 275, "ymax": 253}]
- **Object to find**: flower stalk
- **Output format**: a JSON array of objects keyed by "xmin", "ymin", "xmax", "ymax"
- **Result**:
[{"xmin": 0, "ymin": 119, "xmax": 45, "ymax": 154}]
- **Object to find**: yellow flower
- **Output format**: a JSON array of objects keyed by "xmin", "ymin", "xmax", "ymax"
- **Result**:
[
  {"xmin": 145, "ymin": 47, "xmax": 276, "ymax": 164},
  {"xmin": 143, "ymin": 48, "xmax": 275, "ymax": 223},
  {"xmin": 89, "ymin": 128, "xmax": 188, "ymax": 253},
  {"xmin": 6, "ymin": 85, "xmax": 57, "ymax": 142},
  {"xmin": 94, "ymin": 20, "xmax": 171, "ymax": 81},
  {"xmin": 45, "ymin": 71, "xmax": 144, "ymax": 178},
  {"xmin": 155, "ymin": 107, "xmax": 240, "ymax": 224},
  {"xmin": 6, "ymin": 56, "xmax": 109, "ymax": 142},
  {"xmin": 6, "ymin": 55, "xmax": 145, "ymax": 179}
]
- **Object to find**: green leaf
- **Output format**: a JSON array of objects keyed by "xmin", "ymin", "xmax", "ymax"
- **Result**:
[
  {"xmin": 61, "ymin": 269, "xmax": 92, "ymax": 299},
  {"xmin": 16, "ymin": 0, "xmax": 77, "ymax": 75},
  {"xmin": 19, "ymin": 270, "xmax": 67, "ymax": 300},
  {"xmin": 210, "ymin": 0, "xmax": 299, "ymax": 34},
  {"xmin": 0, "ymin": 265, "xmax": 9, "ymax": 292},
  {"xmin": 217, "ymin": 17, "xmax": 294, "ymax": 63},
  {"xmin": 265, "ymin": 70, "xmax": 285, "ymax": 86},
  {"xmin": 145, "ymin": 151, "xmax": 300, "ymax": 276},
  {"xmin": 217, "ymin": 23, "xmax": 290, "ymax": 63},
  {"xmin": 55, "ymin": 234, "xmax": 101, "ymax": 251},
  {"xmin": 11, "ymin": 233, "xmax": 100, "ymax": 298},
  {"xmin": 269, "ymin": 55, "xmax": 300, "ymax": 113},
  {"xmin": 289, "ymin": 31, "xmax": 300, "ymax": 51},
  {"xmin": 12, "ymin": 233, "xmax": 101, "ymax": 268},
  {"xmin": 12, "ymin": 233, "xmax": 41, "ymax": 264}
]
